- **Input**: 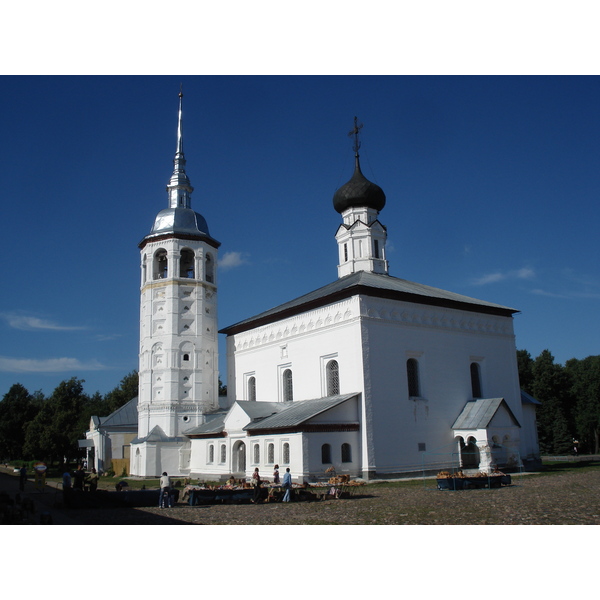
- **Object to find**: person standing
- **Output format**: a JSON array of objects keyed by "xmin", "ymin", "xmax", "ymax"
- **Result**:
[
  {"xmin": 159, "ymin": 472, "xmax": 171, "ymax": 508},
  {"xmin": 19, "ymin": 465, "xmax": 27, "ymax": 492},
  {"xmin": 86, "ymin": 468, "xmax": 99, "ymax": 492},
  {"xmin": 62, "ymin": 466, "xmax": 72, "ymax": 507},
  {"xmin": 252, "ymin": 467, "xmax": 262, "ymax": 503},
  {"xmin": 282, "ymin": 467, "xmax": 292, "ymax": 502},
  {"xmin": 73, "ymin": 464, "xmax": 86, "ymax": 491},
  {"xmin": 273, "ymin": 464, "xmax": 280, "ymax": 485}
]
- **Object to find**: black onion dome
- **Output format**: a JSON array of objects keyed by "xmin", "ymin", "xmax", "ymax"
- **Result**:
[{"xmin": 333, "ymin": 156, "xmax": 386, "ymax": 214}]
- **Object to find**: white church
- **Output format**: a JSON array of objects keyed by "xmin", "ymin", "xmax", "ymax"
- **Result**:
[{"xmin": 87, "ymin": 95, "xmax": 540, "ymax": 481}]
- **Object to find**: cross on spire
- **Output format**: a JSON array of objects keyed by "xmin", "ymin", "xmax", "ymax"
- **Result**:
[{"xmin": 348, "ymin": 116, "xmax": 363, "ymax": 156}]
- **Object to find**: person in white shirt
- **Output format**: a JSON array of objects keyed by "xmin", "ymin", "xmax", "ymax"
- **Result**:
[{"xmin": 159, "ymin": 472, "xmax": 171, "ymax": 508}]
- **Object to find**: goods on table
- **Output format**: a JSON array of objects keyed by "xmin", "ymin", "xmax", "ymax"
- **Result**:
[{"xmin": 436, "ymin": 470, "xmax": 512, "ymax": 490}]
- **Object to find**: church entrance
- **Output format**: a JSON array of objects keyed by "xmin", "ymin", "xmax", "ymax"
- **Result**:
[
  {"xmin": 232, "ymin": 441, "xmax": 246, "ymax": 474},
  {"xmin": 458, "ymin": 436, "xmax": 480, "ymax": 469}
]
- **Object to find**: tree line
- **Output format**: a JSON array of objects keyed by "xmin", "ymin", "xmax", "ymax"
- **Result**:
[
  {"xmin": 1, "ymin": 350, "xmax": 599, "ymax": 464},
  {"xmin": 517, "ymin": 350, "xmax": 600, "ymax": 456},
  {"xmin": 0, "ymin": 372, "xmax": 138, "ymax": 465}
]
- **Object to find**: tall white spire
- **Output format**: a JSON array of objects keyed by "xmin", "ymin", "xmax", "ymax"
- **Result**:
[{"xmin": 167, "ymin": 88, "xmax": 193, "ymax": 209}]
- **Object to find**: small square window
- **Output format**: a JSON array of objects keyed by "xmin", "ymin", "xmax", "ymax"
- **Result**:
[{"xmin": 418, "ymin": 443, "xmax": 426, "ymax": 452}]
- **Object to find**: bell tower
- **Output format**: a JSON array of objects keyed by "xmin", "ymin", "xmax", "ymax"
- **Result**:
[{"xmin": 132, "ymin": 91, "xmax": 221, "ymax": 477}]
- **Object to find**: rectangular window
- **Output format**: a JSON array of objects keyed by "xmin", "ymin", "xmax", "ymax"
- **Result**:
[{"xmin": 418, "ymin": 443, "xmax": 426, "ymax": 452}]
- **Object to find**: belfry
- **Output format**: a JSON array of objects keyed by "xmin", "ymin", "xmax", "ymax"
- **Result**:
[{"xmin": 129, "ymin": 91, "xmax": 221, "ymax": 477}]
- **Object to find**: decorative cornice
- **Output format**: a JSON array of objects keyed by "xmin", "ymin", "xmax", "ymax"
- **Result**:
[
  {"xmin": 230, "ymin": 293, "xmax": 513, "ymax": 352},
  {"xmin": 232, "ymin": 298, "xmax": 358, "ymax": 352},
  {"xmin": 139, "ymin": 232, "xmax": 221, "ymax": 250}
]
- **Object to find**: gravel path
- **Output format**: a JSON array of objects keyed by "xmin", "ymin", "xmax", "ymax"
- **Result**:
[{"xmin": 9, "ymin": 467, "xmax": 596, "ymax": 525}]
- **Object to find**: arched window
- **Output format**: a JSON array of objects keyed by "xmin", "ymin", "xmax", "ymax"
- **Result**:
[
  {"xmin": 326, "ymin": 360, "xmax": 340, "ymax": 396},
  {"xmin": 341, "ymin": 443, "xmax": 352, "ymax": 463},
  {"xmin": 208, "ymin": 444, "xmax": 214, "ymax": 463},
  {"xmin": 248, "ymin": 376, "xmax": 256, "ymax": 401},
  {"xmin": 153, "ymin": 249, "xmax": 168, "ymax": 280},
  {"xmin": 282, "ymin": 443, "xmax": 290, "ymax": 464},
  {"xmin": 142, "ymin": 255, "xmax": 147, "ymax": 284},
  {"xmin": 283, "ymin": 369, "xmax": 293, "ymax": 402},
  {"xmin": 267, "ymin": 443, "xmax": 275, "ymax": 464},
  {"xmin": 205, "ymin": 253, "xmax": 214, "ymax": 283},
  {"xmin": 407, "ymin": 358, "xmax": 420, "ymax": 398},
  {"xmin": 321, "ymin": 444, "xmax": 332, "ymax": 464},
  {"xmin": 253, "ymin": 444, "xmax": 260, "ymax": 464},
  {"xmin": 470, "ymin": 362, "xmax": 482, "ymax": 398},
  {"xmin": 220, "ymin": 444, "xmax": 226, "ymax": 463},
  {"xmin": 180, "ymin": 248, "xmax": 195, "ymax": 278}
]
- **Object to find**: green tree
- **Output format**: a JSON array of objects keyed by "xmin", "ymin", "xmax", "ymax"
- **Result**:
[
  {"xmin": 23, "ymin": 377, "xmax": 89, "ymax": 465},
  {"xmin": 104, "ymin": 371, "xmax": 138, "ymax": 414},
  {"xmin": 516, "ymin": 349, "xmax": 535, "ymax": 394},
  {"xmin": 76, "ymin": 391, "xmax": 106, "ymax": 443},
  {"xmin": 0, "ymin": 383, "xmax": 43, "ymax": 461},
  {"xmin": 531, "ymin": 350, "xmax": 574, "ymax": 454},
  {"xmin": 566, "ymin": 355, "xmax": 600, "ymax": 454}
]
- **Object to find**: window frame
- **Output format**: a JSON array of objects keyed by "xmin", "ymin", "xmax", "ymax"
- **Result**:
[
  {"xmin": 326, "ymin": 359, "xmax": 340, "ymax": 396},
  {"xmin": 407, "ymin": 357, "xmax": 421, "ymax": 398},
  {"xmin": 282, "ymin": 368, "xmax": 293, "ymax": 402},
  {"xmin": 341, "ymin": 443, "xmax": 352, "ymax": 463},
  {"xmin": 470, "ymin": 362, "xmax": 483, "ymax": 398},
  {"xmin": 321, "ymin": 443, "xmax": 332, "ymax": 464}
]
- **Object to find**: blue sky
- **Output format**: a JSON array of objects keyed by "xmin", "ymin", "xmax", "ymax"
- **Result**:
[{"xmin": 1, "ymin": 75, "xmax": 599, "ymax": 399}]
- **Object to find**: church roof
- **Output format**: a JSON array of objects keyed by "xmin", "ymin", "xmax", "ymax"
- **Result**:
[
  {"xmin": 96, "ymin": 397, "xmax": 138, "ymax": 430},
  {"xmin": 139, "ymin": 90, "xmax": 220, "ymax": 250},
  {"xmin": 520, "ymin": 390, "xmax": 542, "ymax": 405},
  {"xmin": 244, "ymin": 394, "xmax": 358, "ymax": 432},
  {"xmin": 220, "ymin": 271, "xmax": 519, "ymax": 335},
  {"xmin": 237, "ymin": 401, "xmax": 289, "ymax": 422},
  {"xmin": 131, "ymin": 425, "xmax": 185, "ymax": 445},
  {"xmin": 147, "ymin": 207, "xmax": 213, "ymax": 238},
  {"xmin": 452, "ymin": 398, "xmax": 521, "ymax": 430},
  {"xmin": 183, "ymin": 412, "xmax": 227, "ymax": 436}
]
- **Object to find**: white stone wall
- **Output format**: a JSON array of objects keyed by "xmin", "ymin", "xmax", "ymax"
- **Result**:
[
  {"xmin": 226, "ymin": 296, "xmax": 365, "ymax": 404},
  {"xmin": 360, "ymin": 294, "xmax": 522, "ymax": 475},
  {"xmin": 224, "ymin": 291, "xmax": 530, "ymax": 477}
]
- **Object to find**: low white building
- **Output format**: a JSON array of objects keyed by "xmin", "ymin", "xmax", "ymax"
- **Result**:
[{"xmin": 83, "ymin": 397, "xmax": 138, "ymax": 474}]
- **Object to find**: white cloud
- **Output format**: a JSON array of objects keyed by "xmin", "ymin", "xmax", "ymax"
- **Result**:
[
  {"xmin": 95, "ymin": 333, "xmax": 123, "ymax": 342},
  {"xmin": 1, "ymin": 312, "xmax": 86, "ymax": 331},
  {"xmin": 0, "ymin": 356, "xmax": 106, "ymax": 373},
  {"xmin": 531, "ymin": 288, "xmax": 600, "ymax": 300},
  {"xmin": 471, "ymin": 267, "xmax": 535, "ymax": 286},
  {"xmin": 219, "ymin": 251, "xmax": 249, "ymax": 270},
  {"xmin": 472, "ymin": 272, "xmax": 506, "ymax": 285}
]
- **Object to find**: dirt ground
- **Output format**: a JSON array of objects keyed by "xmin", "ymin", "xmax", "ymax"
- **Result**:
[{"xmin": 5, "ymin": 464, "xmax": 599, "ymax": 525}]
